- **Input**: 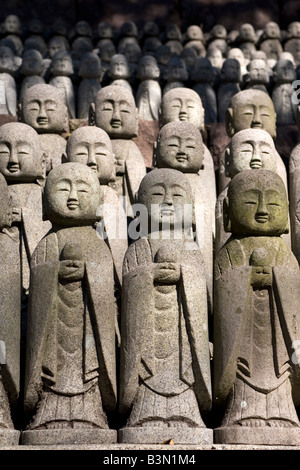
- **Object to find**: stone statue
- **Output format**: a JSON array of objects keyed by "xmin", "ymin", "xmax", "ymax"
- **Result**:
[
  {"xmin": 243, "ymin": 58, "xmax": 271, "ymax": 93},
  {"xmin": 19, "ymin": 49, "xmax": 46, "ymax": 101},
  {"xmin": 163, "ymin": 56, "xmax": 188, "ymax": 94},
  {"xmin": 163, "ymin": 23, "xmax": 183, "ymax": 56},
  {"xmin": 1, "ymin": 14, "xmax": 23, "ymax": 57},
  {"xmin": 214, "ymin": 169, "xmax": 300, "ymax": 446},
  {"xmin": 77, "ymin": 52, "xmax": 102, "ymax": 120},
  {"xmin": 0, "ymin": 122, "xmax": 51, "ymax": 293},
  {"xmin": 22, "ymin": 162, "xmax": 118, "ymax": 445},
  {"xmin": 117, "ymin": 21, "xmax": 139, "ymax": 54},
  {"xmin": 0, "ymin": 45, "xmax": 18, "ymax": 116},
  {"xmin": 49, "ymin": 50, "xmax": 76, "ymax": 119},
  {"xmin": 206, "ymin": 47, "xmax": 223, "ymax": 88},
  {"xmin": 118, "ymin": 168, "xmax": 212, "ymax": 445},
  {"xmin": 191, "ymin": 57, "xmax": 217, "ymax": 123},
  {"xmin": 0, "ymin": 172, "xmax": 21, "ymax": 445},
  {"xmin": 219, "ymin": 89, "xmax": 287, "ymax": 194},
  {"xmin": 65, "ymin": 125, "xmax": 128, "ymax": 285},
  {"xmin": 108, "ymin": 53, "xmax": 132, "ymax": 92},
  {"xmin": 180, "ymin": 47, "xmax": 198, "ymax": 80},
  {"xmin": 90, "ymin": 85, "xmax": 146, "ymax": 217},
  {"xmin": 272, "ymin": 59, "xmax": 297, "ymax": 125},
  {"xmin": 183, "ymin": 25, "xmax": 206, "ymax": 56},
  {"xmin": 159, "ymin": 87, "xmax": 216, "ymax": 229},
  {"xmin": 258, "ymin": 21, "xmax": 283, "ymax": 63},
  {"xmin": 217, "ymin": 58, "xmax": 241, "ymax": 122},
  {"xmin": 227, "ymin": 47, "xmax": 248, "ymax": 77},
  {"xmin": 47, "ymin": 35, "xmax": 69, "ymax": 59},
  {"xmin": 284, "ymin": 22, "xmax": 300, "ymax": 67},
  {"xmin": 154, "ymin": 122, "xmax": 214, "ymax": 306},
  {"xmin": 206, "ymin": 24, "xmax": 228, "ymax": 56},
  {"xmin": 215, "ymin": 128, "xmax": 290, "ymax": 254},
  {"xmin": 136, "ymin": 55, "xmax": 161, "ymax": 121},
  {"xmin": 154, "ymin": 45, "xmax": 172, "ymax": 84},
  {"xmin": 19, "ymin": 83, "xmax": 68, "ymax": 172},
  {"xmin": 235, "ymin": 23, "xmax": 257, "ymax": 61}
]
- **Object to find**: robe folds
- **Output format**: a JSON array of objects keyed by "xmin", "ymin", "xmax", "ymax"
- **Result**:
[
  {"xmin": 24, "ymin": 227, "xmax": 118, "ymax": 417},
  {"xmin": 214, "ymin": 236, "xmax": 300, "ymax": 410},
  {"xmin": 119, "ymin": 238, "xmax": 212, "ymax": 417}
]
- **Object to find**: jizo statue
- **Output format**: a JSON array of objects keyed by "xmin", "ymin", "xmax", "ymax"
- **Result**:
[
  {"xmin": 19, "ymin": 83, "xmax": 68, "ymax": 173},
  {"xmin": 90, "ymin": 85, "xmax": 146, "ymax": 217},
  {"xmin": 22, "ymin": 163, "xmax": 119, "ymax": 445},
  {"xmin": 214, "ymin": 169, "xmax": 300, "ymax": 446},
  {"xmin": 65, "ymin": 125, "xmax": 128, "ymax": 286},
  {"xmin": 118, "ymin": 168, "xmax": 212, "ymax": 445}
]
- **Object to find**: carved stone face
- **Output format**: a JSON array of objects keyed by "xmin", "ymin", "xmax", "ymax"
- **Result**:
[
  {"xmin": 97, "ymin": 21, "xmax": 113, "ymax": 39},
  {"xmin": 66, "ymin": 126, "xmax": 114, "ymax": 184},
  {"xmin": 226, "ymin": 170, "xmax": 288, "ymax": 236},
  {"xmin": 44, "ymin": 162, "xmax": 101, "ymax": 226},
  {"xmin": 226, "ymin": 90, "xmax": 276, "ymax": 138},
  {"xmin": 20, "ymin": 49, "xmax": 44, "ymax": 75},
  {"xmin": 48, "ymin": 36, "xmax": 68, "ymax": 58},
  {"xmin": 165, "ymin": 57, "xmax": 188, "ymax": 81},
  {"xmin": 239, "ymin": 23, "xmax": 256, "ymax": 42},
  {"xmin": 186, "ymin": 25, "xmax": 203, "ymax": 40},
  {"xmin": 138, "ymin": 168, "xmax": 192, "ymax": 230},
  {"xmin": 247, "ymin": 59, "xmax": 269, "ymax": 84},
  {"xmin": 156, "ymin": 122, "xmax": 204, "ymax": 173},
  {"xmin": 273, "ymin": 59, "xmax": 296, "ymax": 83},
  {"xmin": 21, "ymin": 84, "xmax": 68, "ymax": 134},
  {"xmin": 0, "ymin": 122, "xmax": 45, "ymax": 183},
  {"xmin": 4, "ymin": 15, "xmax": 21, "ymax": 34},
  {"xmin": 221, "ymin": 58, "xmax": 241, "ymax": 82},
  {"xmin": 137, "ymin": 55, "xmax": 159, "ymax": 80},
  {"xmin": 94, "ymin": 85, "xmax": 138, "ymax": 138},
  {"xmin": 109, "ymin": 54, "xmax": 129, "ymax": 79},
  {"xmin": 288, "ymin": 22, "xmax": 300, "ymax": 38},
  {"xmin": 160, "ymin": 87, "xmax": 204, "ymax": 131},
  {"xmin": 226, "ymin": 129, "xmax": 277, "ymax": 178},
  {"xmin": 227, "ymin": 48, "xmax": 246, "ymax": 67},
  {"xmin": 0, "ymin": 46, "xmax": 15, "ymax": 72},
  {"xmin": 264, "ymin": 22, "xmax": 281, "ymax": 39},
  {"xmin": 192, "ymin": 57, "xmax": 214, "ymax": 82},
  {"xmin": 207, "ymin": 47, "xmax": 224, "ymax": 68},
  {"xmin": 51, "ymin": 51, "xmax": 73, "ymax": 76}
]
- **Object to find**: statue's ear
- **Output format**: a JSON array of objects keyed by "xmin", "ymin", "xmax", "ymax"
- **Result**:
[
  {"xmin": 224, "ymin": 146, "xmax": 231, "ymax": 177},
  {"xmin": 223, "ymin": 196, "xmax": 231, "ymax": 233},
  {"xmin": 89, "ymin": 102, "xmax": 96, "ymax": 126},
  {"xmin": 225, "ymin": 107, "xmax": 234, "ymax": 137}
]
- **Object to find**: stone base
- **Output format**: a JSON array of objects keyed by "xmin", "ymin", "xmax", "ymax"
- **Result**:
[
  {"xmin": 0, "ymin": 429, "xmax": 20, "ymax": 446},
  {"xmin": 214, "ymin": 426, "xmax": 300, "ymax": 446},
  {"xmin": 21, "ymin": 429, "xmax": 117, "ymax": 446},
  {"xmin": 118, "ymin": 426, "xmax": 213, "ymax": 445}
]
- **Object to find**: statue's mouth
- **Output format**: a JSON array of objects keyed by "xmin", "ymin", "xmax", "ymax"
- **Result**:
[
  {"xmin": 250, "ymin": 161, "xmax": 262, "ymax": 169},
  {"xmin": 67, "ymin": 202, "xmax": 79, "ymax": 210},
  {"xmin": 255, "ymin": 215, "xmax": 268, "ymax": 223},
  {"xmin": 37, "ymin": 118, "xmax": 48, "ymax": 125},
  {"xmin": 7, "ymin": 163, "xmax": 19, "ymax": 173},
  {"xmin": 110, "ymin": 119, "xmax": 122, "ymax": 128},
  {"xmin": 176, "ymin": 155, "xmax": 188, "ymax": 162}
]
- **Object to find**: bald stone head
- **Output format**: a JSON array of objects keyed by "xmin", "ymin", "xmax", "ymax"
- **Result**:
[
  {"xmin": 0, "ymin": 122, "xmax": 45, "ymax": 183},
  {"xmin": 20, "ymin": 83, "xmax": 68, "ymax": 134},
  {"xmin": 224, "ymin": 169, "xmax": 288, "ymax": 236},
  {"xmin": 159, "ymin": 87, "xmax": 205, "ymax": 131},
  {"xmin": 66, "ymin": 126, "xmax": 115, "ymax": 184},
  {"xmin": 225, "ymin": 89, "xmax": 277, "ymax": 138},
  {"xmin": 44, "ymin": 162, "xmax": 102, "ymax": 227},
  {"xmin": 225, "ymin": 128, "xmax": 278, "ymax": 178},
  {"xmin": 92, "ymin": 85, "xmax": 139, "ymax": 138},
  {"xmin": 155, "ymin": 121, "xmax": 204, "ymax": 173},
  {"xmin": 137, "ymin": 167, "xmax": 193, "ymax": 232}
]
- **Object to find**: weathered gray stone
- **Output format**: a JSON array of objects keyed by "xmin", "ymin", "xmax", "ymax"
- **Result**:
[
  {"xmin": 23, "ymin": 162, "xmax": 118, "ymax": 445},
  {"xmin": 136, "ymin": 55, "xmax": 161, "ymax": 121},
  {"xmin": 214, "ymin": 169, "xmax": 300, "ymax": 446},
  {"xmin": 90, "ymin": 85, "xmax": 146, "ymax": 217},
  {"xmin": 20, "ymin": 83, "xmax": 68, "ymax": 172},
  {"xmin": 119, "ymin": 168, "xmax": 212, "ymax": 445}
]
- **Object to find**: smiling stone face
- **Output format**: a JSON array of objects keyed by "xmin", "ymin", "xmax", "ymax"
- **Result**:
[
  {"xmin": 225, "ymin": 169, "xmax": 288, "ymax": 236},
  {"xmin": 160, "ymin": 87, "xmax": 205, "ymax": 131},
  {"xmin": 226, "ymin": 89, "xmax": 277, "ymax": 138},
  {"xmin": 66, "ymin": 126, "xmax": 114, "ymax": 184},
  {"xmin": 155, "ymin": 122, "xmax": 204, "ymax": 173},
  {"xmin": 225, "ymin": 128, "xmax": 277, "ymax": 178},
  {"xmin": 94, "ymin": 85, "xmax": 138, "ymax": 138},
  {"xmin": 21, "ymin": 84, "xmax": 68, "ymax": 134},
  {"xmin": 44, "ymin": 162, "xmax": 102, "ymax": 227},
  {"xmin": 0, "ymin": 122, "xmax": 45, "ymax": 183}
]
